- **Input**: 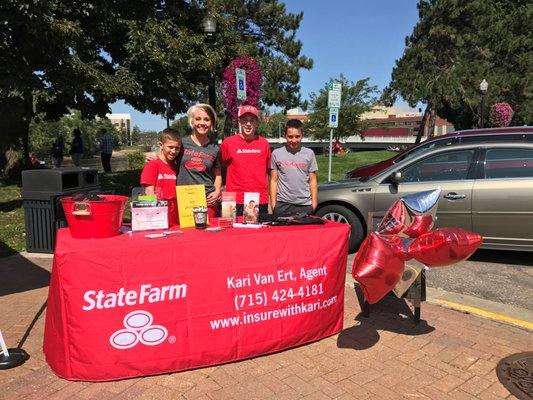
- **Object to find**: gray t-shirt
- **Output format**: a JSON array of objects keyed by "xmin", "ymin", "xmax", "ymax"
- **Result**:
[
  {"xmin": 271, "ymin": 145, "xmax": 318, "ymax": 205},
  {"xmin": 177, "ymin": 135, "xmax": 221, "ymax": 194}
]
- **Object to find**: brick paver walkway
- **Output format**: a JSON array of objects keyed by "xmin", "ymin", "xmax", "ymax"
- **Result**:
[{"xmin": 0, "ymin": 255, "xmax": 531, "ymax": 399}]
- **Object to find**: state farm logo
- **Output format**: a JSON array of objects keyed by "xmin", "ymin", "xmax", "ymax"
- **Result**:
[
  {"xmin": 109, "ymin": 310, "xmax": 168, "ymax": 350},
  {"xmin": 236, "ymin": 149, "xmax": 261, "ymax": 154},
  {"xmin": 157, "ymin": 173, "xmax": 176, "ymax": 180},
  {"xmin": 82, "ymin": 282, "xmax": 187, "ymax": 311},
  {"xmin": 184, "ymin": 157, "xmax": 206, "ymax": 172}
]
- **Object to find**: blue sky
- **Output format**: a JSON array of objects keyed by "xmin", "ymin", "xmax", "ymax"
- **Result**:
[{"xmin": 110, "ymin": 0, "xmax": 420, "ymax": 131}]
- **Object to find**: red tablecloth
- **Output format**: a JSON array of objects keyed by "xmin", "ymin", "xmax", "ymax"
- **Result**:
[{"xmin": 44, "ymin": 221, "xmax": 350, "ymax": 381}]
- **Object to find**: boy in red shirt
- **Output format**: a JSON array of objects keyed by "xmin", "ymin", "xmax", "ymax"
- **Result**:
[
  {"xmin": 140, "ymin": 128, "xmax": 182, "ymax": 226},
  {"xmin": 221, "ymin": 105, "xmax": 271, "ymax": 215}
]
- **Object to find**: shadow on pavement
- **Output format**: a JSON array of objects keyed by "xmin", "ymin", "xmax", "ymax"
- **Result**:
[
  {"xmin": 469, "ymin": 249, "xmax": 533, "ymax": 266},
  {"xmin": 0, "ymin": 240, "xmax": 19, "ymax": 258},
  {"xmin": 0, "ymin": 198, "xmax": 23, "ymax": 213},
  {"xmin": 337, "ymin": 296, "xmax": 435, "ymax": 350},
  {"xmin": 0, "ymin": 254, "xmax": 51, "ymax": 296}
]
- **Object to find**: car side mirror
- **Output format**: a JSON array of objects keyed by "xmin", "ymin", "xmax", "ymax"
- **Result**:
[{"xmin": 392, "ymin": 171, "xmax": 402, "ymax": 185}]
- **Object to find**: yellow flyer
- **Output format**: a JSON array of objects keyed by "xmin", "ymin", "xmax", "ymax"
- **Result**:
[{"xmin": 176, "ymin": 184, "xmax": 207, "ymax": 228}]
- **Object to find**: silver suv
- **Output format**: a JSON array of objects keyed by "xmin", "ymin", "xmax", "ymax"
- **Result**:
[{"xmin": 317, "ymin": 142, "xmax": 533, "ymax": 253}]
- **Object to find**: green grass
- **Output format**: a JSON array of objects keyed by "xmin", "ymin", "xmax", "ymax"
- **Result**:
[
  {"xmin": 0, "ymin": 170, "xmax": 142, "ymax": 258},
  {"xmin": 0, "ymin": 150, "xmax": 394, "ymax": 257},
  {"xmin": 100, "ymin": 169, "xmax": 142, "ymax": 197},
  {"xmin": 0, "ymin": 185, "xmax": 25, "ymax": 257},
  {"xmin": 315, "ymin": 150, "xmax": 393, "ymax": 183}
]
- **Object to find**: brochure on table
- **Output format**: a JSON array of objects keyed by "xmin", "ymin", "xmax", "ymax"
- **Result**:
[
  {"xmin": 130, "ymin": 192, "xmax": 169, "ymax": 231},
  {"xmin": 243, "ymin": 192, "xmax": 260, "ymax": 224},
  {"xmin": 221, "ymin": 192, "xmax": 237, "ymax": 222},
  {"xmin": 176, "ymin": 184, "xmax": 207, "ymax": 228}
]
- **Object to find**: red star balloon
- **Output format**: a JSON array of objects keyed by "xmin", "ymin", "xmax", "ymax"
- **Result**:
[{"xmin": 352, "ymin": 189, "xmax": 483, "ymax": 305}]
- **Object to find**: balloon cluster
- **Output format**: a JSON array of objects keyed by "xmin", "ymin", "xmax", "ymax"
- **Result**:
[{"xmin": 352, "ymin": 189, "xmax": 483, "ymax": 304}]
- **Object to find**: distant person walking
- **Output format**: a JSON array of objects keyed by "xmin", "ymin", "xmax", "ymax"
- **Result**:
[
  {"xmin": 99, "ymin": 128, "xmax": 114, "ymax": 173},
  {"xmin": 69, "ymin": 128, "xmax": 84, "ymax": 167},
  {"xmin": 51, "ymin": 136, "xmax": 64, "ymax": 168},
  {"xmin": 29, "ymin": 152, "xmax": 45, "ymax": 169}
]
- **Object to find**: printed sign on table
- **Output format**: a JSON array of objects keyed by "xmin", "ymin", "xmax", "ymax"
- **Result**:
[
  {"xmin": 176, "ymin": 184, "xmax": 207, "ymax": 228},
  {"xmin": 44, "ymin": 223, "xmax": 350, "ymax": 381}
]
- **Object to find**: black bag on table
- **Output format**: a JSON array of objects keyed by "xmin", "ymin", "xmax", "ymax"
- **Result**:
[{"xmin": 259, "ymin": 213, "xmax": 326, "ymax": 226}]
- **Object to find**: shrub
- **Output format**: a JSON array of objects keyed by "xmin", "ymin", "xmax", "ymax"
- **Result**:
[
  {"xmin": 127, "ymin": 151, "xmax": 145, "ymax": 170},
  {"xmin": 489, "ymin": 103, "xmax": 514, "ymax": 127}
]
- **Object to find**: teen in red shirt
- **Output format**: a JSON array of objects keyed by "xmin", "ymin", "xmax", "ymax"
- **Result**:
[
  {"xmin": 140, "ymin": 129, "xmax": 182, "ymax": 226},
  {"xmin": 221, "ymin": 105, "xmax": 271, "ymax": 214}
]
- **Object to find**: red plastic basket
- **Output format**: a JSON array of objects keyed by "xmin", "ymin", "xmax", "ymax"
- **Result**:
[{"xmin": 60, "ymin": 195, "xmax": 127, "ymax": 239}]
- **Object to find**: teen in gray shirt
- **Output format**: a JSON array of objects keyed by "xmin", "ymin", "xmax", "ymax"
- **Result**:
[{"xmin": 270, "ymin": 120, "xmax": 318, "ymax": 216}]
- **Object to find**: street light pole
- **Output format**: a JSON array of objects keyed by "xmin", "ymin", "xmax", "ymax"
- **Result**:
[
  {"xmin": 202, "ymin": 15, "xmax": 217, "ymax": 114},
  {"xmin": 208, "ymin": 80, "xmax": 216, "ymax": 114},
  {"xmin": 165, "ymin": 101, "xmax": 170, "ymax": 128},
  {"xmin": 479, "ymin": 79, "xmax": 488, "ymax": 128}
]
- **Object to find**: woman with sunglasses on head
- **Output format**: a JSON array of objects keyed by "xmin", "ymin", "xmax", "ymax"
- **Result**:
[
  {"xmin": 146, "ymin": 103, "xmax": 222, "ymax": 218},
  {"xmin": 178, "ymin": 103, "xmax": 222, "ymax": 217}
]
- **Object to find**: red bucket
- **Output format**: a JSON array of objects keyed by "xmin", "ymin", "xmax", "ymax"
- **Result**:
[{"xmin": 60, "ymin": 195, "xmax": 128, "ymax": 239}]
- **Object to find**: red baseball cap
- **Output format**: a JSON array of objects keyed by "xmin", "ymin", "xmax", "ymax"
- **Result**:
[{"xmin": 238, "ymin": 105, "xmax": 259, "ymax": 118}]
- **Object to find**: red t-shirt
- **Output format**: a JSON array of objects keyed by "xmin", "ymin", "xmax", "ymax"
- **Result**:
[
  {"xmin": 140, "ymin": 157, "xmax": 179, "ymax": 226},
  {"xmin": 221, "ymin": 134, "xmax": 271, "ymax": 204}
]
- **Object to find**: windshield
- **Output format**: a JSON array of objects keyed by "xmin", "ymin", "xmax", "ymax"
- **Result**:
[{"xmin": 394, "ymin": 138, "xmax": 456, "ymax": 163}]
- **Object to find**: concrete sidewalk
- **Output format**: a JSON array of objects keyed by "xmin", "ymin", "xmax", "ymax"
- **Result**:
[{"xmin": 1, "ymin": 255, "xmax": 531, "ymax": 400}]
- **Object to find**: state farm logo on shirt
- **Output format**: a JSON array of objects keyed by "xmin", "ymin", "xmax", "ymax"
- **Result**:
[
  {"xmin": 185, "ymin": 157, "xmax": 206, "ymax": 172},
  {"xmin": 236, "ymin": 149, "xmax": 261, "ymax": 154},
  {"xmin": 278, "ymin": 161, "xmax": 307, "ymax": 168},
  {"xmin": 109, "ymin": 310, "xmax": 168, "ymax": 349},
  {"xmin": 157, "ymin": 173, "xmax": 176, "ymax": 180}
]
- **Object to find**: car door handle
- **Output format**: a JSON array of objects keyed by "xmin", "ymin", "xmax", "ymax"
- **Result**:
[{"xmin": 443, "ymin": 192, "xmax": 466, "ymax": 200}]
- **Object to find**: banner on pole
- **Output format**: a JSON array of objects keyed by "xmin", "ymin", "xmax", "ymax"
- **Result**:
[
  {"xmin": 328, "ymin": 108, "xmax": 339, "ymax": 128},
  {"xmin": 236, "ymin": 68, "xmax": 247, "ymax": 100},
  {"xmin": 327, "ymin": 82, "xmax": 342, "ymax": 109}
]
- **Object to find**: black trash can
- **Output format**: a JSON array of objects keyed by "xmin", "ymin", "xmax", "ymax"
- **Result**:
[{"xmin": 21, "ymin": 168, "xmax": 100, "ymax": 253}]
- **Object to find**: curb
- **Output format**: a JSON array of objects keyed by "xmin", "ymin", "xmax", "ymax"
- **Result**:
[
  {"xmin": 426, "ymin": 287, "xmax": 533, "ymax": 331},
  {"xmin": 18, "ymin": 251, "xmax": 54, "ymax": 259},
  {"xmin": 344, "ymin": 271, "xmax": 533, "ymax": 331}
]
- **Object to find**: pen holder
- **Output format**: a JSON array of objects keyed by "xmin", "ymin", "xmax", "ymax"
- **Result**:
[{"xmin": 192, "ymin": 207, "xmax": 208, "ymax": 229}]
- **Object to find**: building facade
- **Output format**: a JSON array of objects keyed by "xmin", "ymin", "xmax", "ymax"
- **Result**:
[
  {"xmin": 361, "ymin": 106, "xmax": 453, "ymax": 137},
  {"xmin": 106, "ymin": 113, "xmax": 132, "ymax": 145}
]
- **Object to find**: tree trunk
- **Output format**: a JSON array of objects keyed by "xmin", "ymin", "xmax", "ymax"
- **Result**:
[
  {"xmin": 427, "ymin": 107, "xmax": 436, "ymax": 139},
  {"xmin": 0, "ymin": 96, "xmax": 32, "ymax": 183},
  {"xmin": 222, "ymin": 110, "xmax": 235, "ymax": 138},
  {"xmin": 415, "ymin": 104, "xmax": 431, "ymax": 144}
]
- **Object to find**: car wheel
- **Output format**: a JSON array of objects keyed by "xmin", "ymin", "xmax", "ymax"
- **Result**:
[{"xmin": 316, "ymin": 205, "xmax": 364, "ymax": 254}]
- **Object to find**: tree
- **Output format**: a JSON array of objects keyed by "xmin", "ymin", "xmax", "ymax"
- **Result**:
[
  {"xmin": 136, "ymin": 130, "xmax": 160, "ymax": 152},
  {"xmin": 383, "ymin": 0, "xmax": 532, "ymax": 131},
  {"xmin": 131, "ymin": 126, "xmax": 142, "ymax": 146},
  {"xmin": 305, "ymin": 76, "xmax": 379, "ymax": 141},
  {"xmin": 29, "ymin": 111, "xmax": 119, "ymax": 159},
  {"xmin": 258, "ymin": 113, "xmax": 288, "ymax": 138},
  {"xmin": 0, "ymin": 0, "xmax": 312, "ymax": 179}
]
